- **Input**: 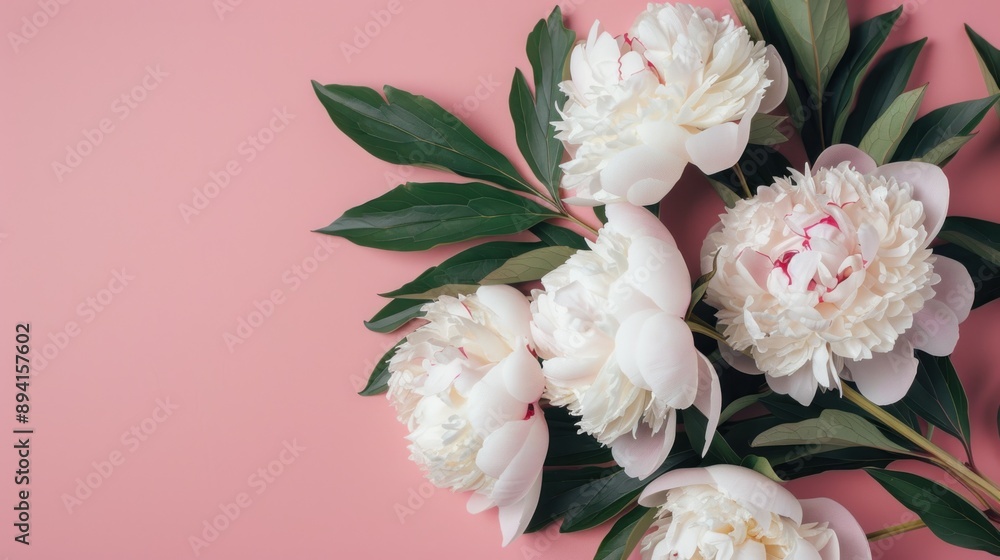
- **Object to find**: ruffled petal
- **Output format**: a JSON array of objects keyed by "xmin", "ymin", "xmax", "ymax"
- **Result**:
[
  {"xmin": 767, "ymin": 368, "xmax": 820, "ymax": 406},
  {"xmin": 876, "ymin": 161, "xmax": 949, "ymax": 239}
]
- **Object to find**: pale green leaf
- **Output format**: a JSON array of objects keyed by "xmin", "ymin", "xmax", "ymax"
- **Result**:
[
  {"xmin": 751, "ymin": 409, "xmax": 910, "ymax": 454},
  {"xmin": 749, "ymin": 114, "xmax": 791, "ymax": 146},
  {"xmin": 859, "ymin": 85, "xmax": 927, "ymax": 165},
  {"xmin": 480, "ymin": 246, "xmax": 577, "ymax": 285},
  {"xmin": 772, "ymin": 0, "xmax": 851, "ymax": 103}
]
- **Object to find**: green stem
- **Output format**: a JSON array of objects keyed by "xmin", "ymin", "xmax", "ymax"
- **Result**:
[
  {"xmin": 562, "ymin": 213, "xmax": 599, "ymax": 237},
  {"xmin": 733, "ymin": 164, "xmax": 752, "ymax": 198},
  {"xmin": 866, "ymin": 519, "xmax": 926, "ymax": 542},
  {"xmin": 843, "ymin": 385, "xmax": 1000, "ymax": 506}
]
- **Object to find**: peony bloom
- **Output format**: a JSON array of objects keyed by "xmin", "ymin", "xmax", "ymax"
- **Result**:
[
  {"xmin": 702, "ymin": 144, "xmax": 975, "ymax": 406},
  {"xmin": 553, "ymin": 3, "xmax": 788, "ymax": 207},
  {"xmin": 530, "ymin": 203, "xmax": 720, "ymax": 479},
  {"xmin": 387, "ymin": 285, "xmax": 547, "ymax": 546},
  {"xmin": 638, "ymin": 465, "xmax": 872, "ymax": 560}
]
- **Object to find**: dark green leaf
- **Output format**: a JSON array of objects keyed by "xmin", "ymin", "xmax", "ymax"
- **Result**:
[
  {"xmin": 511, "ymin": 7, "xmax": 575, "ymax": 196},
  {"xmin": 312, "ymin": 82, "xmax": 534, "ymax": 194},
  {"xmin": 364, "ymin": 298, "xmax": 426, "ymax": 333},
  {"xmin": 683, "ymin": 408, "xmax": 741, "ymax": 465},
  {"xmin": 892, "ymin": 95, "xmax": 1000, "ymax": 161},
  {"xmin": 772, "ymin": 0, "xmax": 850, "ymax": 107},
  {"xmin": 530, "ymin": 222, "xmax": 589, "ymax": 250},
  {"xmin": 967, "ymin": 25, "xmax": 1000, "ymax": 119},
  {"xmin": 843, "ymin": 39, "xmax": 927, "ymax": 145},
  {"xmin": 358, "ymin": 342, "xmax": 401, "ymax": 396},
  {"xmin": 594, "ymin": 506, "xmax": 656, "ymax": 560},
  {"xmin": 730, "ymin": 0, "xmax": 763, "ymax": 42},
  {"xmin": 380, "ymin": 242, "xmax": 545, "ymax": 298},
  {"xmin": 317, "ymin": 182, "xmax": 557, "ymax": 251},
  {"xmin": 559, "ymin": 450, "xmax": 697, "ymax": 533},
  {"xmin": 825, "ymin": 7, "xmax": 902, "ymax": 145},
  {"xmin": 867, "ymin": 469, "xmax": 1000, "ymax": 554},
  {"xmin": 594, "ymin": 205, "xmax": 608, "ymax": 225},
  {"xmin": 544, "ymin": 406, "xmax": 613, "ymax": 467},
  {"xmin": 915, "ymin": 134, "xmax": 976, "ymax": 167},
  {"xmin": 741, "ymin": 455, "xmax": 783, "ymax": 481},
  {"xmin": 902, "ymin": 352, "xmax": 971, "ymax": 450},
  {"xmin": 719, "ymin": 390, "xmax": 772, "ymax": 424},
  {"xmin": 708, "ymin": 145, "xmax": 793, "ymax": 198},
  {"xmin": 939, "ymin": 217, "xmax": 1000, "ymax": 264}
]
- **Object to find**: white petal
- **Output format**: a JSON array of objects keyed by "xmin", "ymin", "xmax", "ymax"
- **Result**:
[
  {"xmin": 616, "ymin": 310, "xmax": 659, "ymax": 390},
  {"xmin": 498, "ymin": 470, "xmax": 543, "ymax": 546},
  {"xmin": 876, "ymin": 161, "xmax": 949, "ymax": 239},
  {"xmin": 606, "ymin": 202, "xmax": 678, "ymax": 247},
  {"xmin": 709, "ymin": 465, "xmax": 803, "ymax": 524},
  {"xmin": 490, "ymin": 415, "xmax": 548, "ymax": 508},
  {"xmin": 686, "ymin": 122, "xmax": 745, "ymax": 175},
  {"xmin": 476, "ymin": 285, "xmax": 533, "ymax": 341},
  {"xmin": 906, "ymin": 299, "xmax": 960, "ymax": 356},
  {"xmin": 467, "ymin": 492, "xmax": 493, "ymax": 515},
  {"xmin": 497, "ymin": 345, "xmax": 545, "ymax": 404},
  {"xmin": 932, "ymin": 256, "xmax": 975, "ymax": 322},
  {"xmin": 847, "ymin": 338, "xmax": 918, "ymax": 405},
  {"xmin": 787, "ymin": 538, "xmax": 824, "ymax": 560},
  {"xmin": 767, "ymin": 368, "xmax": 820, "ymax": 406},
  {"xmin": 720, "ymin": 343, "xmax": 764, "ymax": 375},
  {"xmin": 639, "ymin": 467, "xmax": 718, "ymax": 507},
  {"xmin": 760, "ymin": 45, "xmax": 789, "ymax": 114},
  {"xmin": 627, "ymin": 236, "xmax": 692, "ymax": 316},
  {"xmin": 611, "ymin": 411, "xmax": 677, "ymax": 480},
  {"xmin": 814, "ymin": 144, "xmax": 877, "ymax": 175},
  {"xmin": 800, "ymin": 497, "xmax": 872, "ymax": 560},
  {"xmin": 732, "ymin": 540, "xmax": 768, "ymax": 560},
  {"xmin": 693, "ymin": 353, "xmax": 722, "ymax": 457},
  {"xmin": 599, "ymin": 146, "xmax": 686, "ymax": 206},
  {"xmin": 637, "ymin": 313, "xmax": 699, "ymax": 409},
  {"xmin": 477, "ymin": 419, "xmax": 532, "ymax": 479}
]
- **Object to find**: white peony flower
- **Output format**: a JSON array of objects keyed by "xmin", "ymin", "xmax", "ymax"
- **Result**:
[
  {"xmin": 554, "ymin": 3, "xmax": 788, "ymax": 207},
  {"xmin": 387, "ymin": 285, "xmax": 548, "ymax": 546},
  {"xmin": 530, "ymin": 203, "xmax": 720, "ymax": 479},
  {"xmin": 702, "ymin": 144, "xmax": 975, "ymax": 406},
  {"xmin": 638, "ymin": 465, "xmax": 872, "ymax": 560}
]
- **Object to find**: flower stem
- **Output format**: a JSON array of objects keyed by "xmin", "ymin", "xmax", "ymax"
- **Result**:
[
  {"xmin": 866, "ymin": 519, "xmax": 927, "ymax": 542},
  {"xmin": 842, "ymin": 385, "xmax": 1000, "ymax": 506},
  {"xmin": 733, "ymin": 165, "xmax": 752, "ymax": 198},
  {"xmin": 562, "ymin": 213, "xmax": 599, "ymax": 237}
]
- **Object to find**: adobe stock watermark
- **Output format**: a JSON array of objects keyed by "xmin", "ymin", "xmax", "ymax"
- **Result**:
[
  {"xmin": 222, "ymin": 237, "xmax": 338, "ymax": 353},
  {"xmin": 188, "ymin": 439, "xmax": 305, "ymax": 556},
  {"xmin": 33, "ymin": 268, "xmax": 136, "ymax": 373},
  {"xmin": 179, "ymin": 107, "xmax": 295, "ymax": 223},
  {"xmin": 60, "ymin": 397, "xmax": 180, "ymax": 513},
  {"xmin": 7, "ymin": 0, "xmax": 71, "ymax": 54},
  {"xmin": 52, "ymin": 65, "xmax": 169, "ymax": 183},
  {"xmin": 340, "ymin": 0, "xmax": 403, "ymax": 63},
  {"xmin": 212, "ymin": 0, "xmax": 245, "ymax": 21}
]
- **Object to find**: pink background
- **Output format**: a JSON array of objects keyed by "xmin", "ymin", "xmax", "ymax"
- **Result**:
[{"xmin": 3, "ymin": 0, "xmax": 1000, "ymax": 558}]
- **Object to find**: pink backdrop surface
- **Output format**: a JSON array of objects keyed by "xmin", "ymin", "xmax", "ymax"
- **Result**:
[{"xmin": 3, "ymin": 0, "xmax": 1000, "ymax": 558}]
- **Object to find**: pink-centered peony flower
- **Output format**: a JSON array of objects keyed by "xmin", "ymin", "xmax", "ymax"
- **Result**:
[
  {"xmin": 554, "ymin": 3, "xmax": 788, "ymax": 207},
  {"xmin": 530, "ymin": 203, "xmax": 720, "ymax": 479},
  {"xmin": 387, "ymin": 285, "xmax": 547, "ymax": 546},
  {"xmin": 702, "ymin": 144, "xmax": 975, "ymax": 406},
  {"xmin": 638, "ymin": 465, "xmax": 872, "ymax": 560}
]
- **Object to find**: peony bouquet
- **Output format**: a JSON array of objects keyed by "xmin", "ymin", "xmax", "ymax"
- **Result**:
[{"xmin": 311, "ymin": 2, "xmax": 1000, "ymax": 558}]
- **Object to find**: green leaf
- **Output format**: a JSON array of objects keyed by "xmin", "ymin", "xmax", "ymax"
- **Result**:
[
  {"xmin": 480, "ymin": 246, "xmax": 576, "ymax": 285},
  {"xmin": 317, "ymin": 182, "xmax": 557, "ymax": 251},
  {"xmin": 530, "ymin": 222, "xmax": 589, "ymax": 250},
  {"xmin": 915, "ymin": 134, "xmax": 976, "ymax": 167},
  {"xmin": 688, "ymin": 256, "xmax": 718, "ymax": 319},
  {"xmin": 730, "ymin": 0, "xmax": 763, "ymax": 41},
  {"xmin": 892, "ymin": 95, "xmax": 1000, "ymax": 161},
  {"xmin": 741, "ymin": 455, "xmax": 783, "ymax": 482},
  {"xmin": 358, "ymin": 342, "xmax": 401, "ymax": 396},
  {"xmin": 311, "ymin": 82, "xmax": 534, "ymax": 194},
  {"xmin": 843, "ymin": 39, "xmax": 927, "ymax": 145},
  {"xmin": 708, "ymin": 145, "xmax": 793, "ymax": 200},
  {"xmin": 748, "ymin": 114, "xmax": 791, "ymax": 146},
  {"xmin": 858, "ymin": 85, "xmax": 927, "ymax": 165},
  {"xmin": 719, "ymin": 390, "xmax": 773, "ymax": 424},
  {"xmin": 967, "ymin": 25, "xmax": 1000, "ymax": 119},
  {"xmin": 752, "ymin": 409, "xmax": 911, "ymax": 454},
  {"xmin": 594, "ymin": 506, "xmax": 657, "ymax": 560},
  {"xmin": 684, "ymin": 408, "xmax": 741, "ymax": 465},
  {"xmin": 364, "ymin": 299, "xmax": 426, "ymax": 333},
  {"xmin": 867, "ymin": 469, "xmax": 1000, "ymax": 554},
  {"xmin": 939, "ymin": 217, "xmax": 1000, "ymax": 264},
  {"xmin": 825, "ymin": 7, "xmax": 902, "ymax": 145},
  {"xmin": 380, "ymin": 242, "xmax": 545, "ymax": 298},
  {"xmin": 902, "ymin": 352, "xmax": 972, "ymax": 451},
  {"xmin": 772, "ymin": 0, "xmax": 850, "ymax": 107},
  {"xmin": 594, "ymin": 205, "xmax": 608, "ymax": 225},
  {"xmin": 511, "ymin": 7, "xmax": 575, "ymax": 196},
  {"xmin": 559, "ymin": 450, "xmax": 697, "ymax": 532},
  {"xmin": 933, "ymin": 242, "xmax": 1000, "ymax": 310},
  {"xmin": 707, "ymin": 177, "xmax": 744, "ymax": 208},
  {"xmin": 544, "ymin": 406, "xmax": 613, "ymax": 467}
]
